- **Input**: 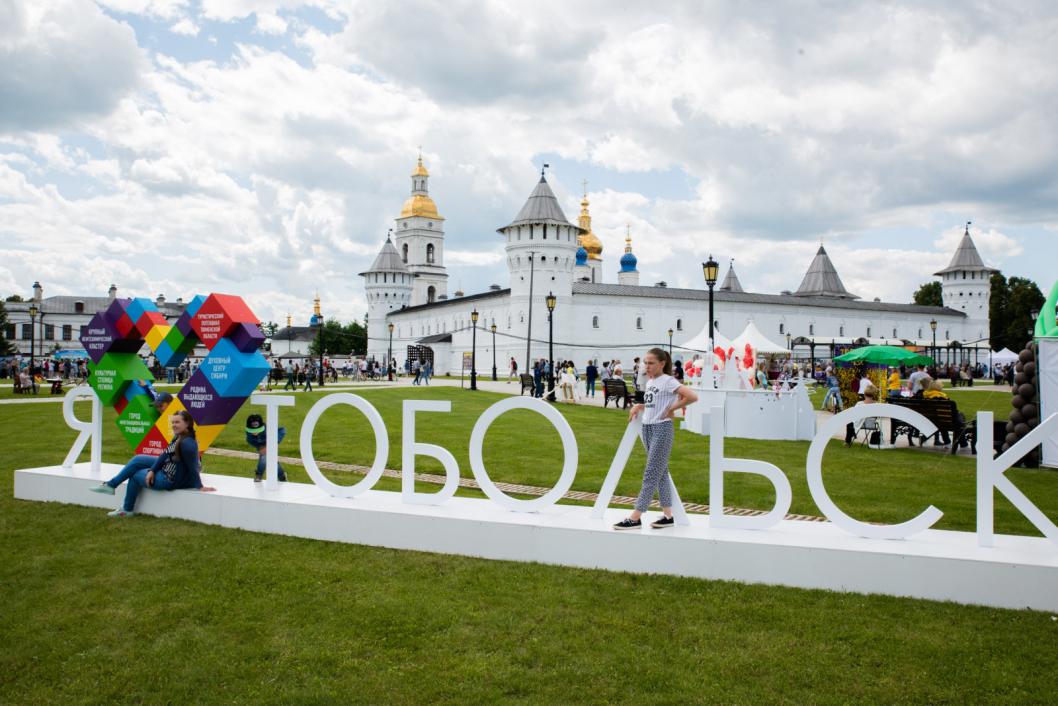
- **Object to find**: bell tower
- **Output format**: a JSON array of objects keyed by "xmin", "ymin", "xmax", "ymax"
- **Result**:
[{"xmin": 393, "ymin": 153, "xmax": 448, "ymax": 306}]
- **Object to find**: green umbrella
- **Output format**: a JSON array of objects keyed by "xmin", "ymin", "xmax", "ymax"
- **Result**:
[{"xmin": 834, "ymin": 345, "xmax": 934, "ymax": 366}]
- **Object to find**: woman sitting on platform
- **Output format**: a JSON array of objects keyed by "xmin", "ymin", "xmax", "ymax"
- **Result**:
[{"xmin": 90, "ymin": 410, "xmax": 215, "ymax": 517}]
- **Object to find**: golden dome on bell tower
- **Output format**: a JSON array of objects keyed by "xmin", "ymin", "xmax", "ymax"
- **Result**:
[
  {"xmin": 577, "ymin": 183, "xmax": 603, "ymax": 261},
  {"xmin": 400, "ymin": 152, "xmax": 444, "ymax": 220}
]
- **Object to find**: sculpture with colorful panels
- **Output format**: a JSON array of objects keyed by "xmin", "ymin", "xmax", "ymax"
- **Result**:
[{"xmin": 79, "ymin": 293, "xmax": 269, "ymax": 457}]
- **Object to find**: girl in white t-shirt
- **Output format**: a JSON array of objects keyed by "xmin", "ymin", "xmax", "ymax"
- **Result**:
[{"xmin": 614, "ymin": 348, "xmax": 699, "ymax": 531}]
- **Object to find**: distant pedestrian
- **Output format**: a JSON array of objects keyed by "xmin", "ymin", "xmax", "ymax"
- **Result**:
[{"xmin": 585, "ymin": 360, "xmax": 598, "ymax": 397}]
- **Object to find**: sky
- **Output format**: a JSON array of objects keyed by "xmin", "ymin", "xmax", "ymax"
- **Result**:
[{"xmin": 1, "ymin": 0, "xmax": 1056, "ymax": 326}]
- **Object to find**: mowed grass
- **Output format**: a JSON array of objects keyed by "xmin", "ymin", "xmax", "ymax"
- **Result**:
[{"xmin": 3, "ymin": 386, "xmax": 1058, "ymax": 703}]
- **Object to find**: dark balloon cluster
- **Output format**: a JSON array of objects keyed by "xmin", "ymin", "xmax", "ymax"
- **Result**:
[{"xmin": 1002, "ymin": 344, "xmax": 1040, "ymax": 467}]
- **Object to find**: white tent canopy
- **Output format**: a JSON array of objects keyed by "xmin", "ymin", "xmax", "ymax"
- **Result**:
[
  {"xmin": 732, "ymin": 321, "xmax": 790, "ymax": 354},
  {"xmin": 992, "ymin": 348, "xmax": 1019, "ymax": 365},
  {"xmin": 676, "ymin": 326, "xmax": 733, "ymax": 355}
]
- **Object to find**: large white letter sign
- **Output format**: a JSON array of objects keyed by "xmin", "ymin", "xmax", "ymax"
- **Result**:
[
  {"xmin": 977, "ymin": 411, "xmax": 1058, "ymax": 548},
  {"xmin": 709, "ymin": 406, "xmax": 791, "ymax": 530},
  {"xmin": 807, "ymin": 404, "xmax": 943, "ymax": 540},
  {"xmin": 299, "ymin": 393, "xmax": 389, "ymax": 498},
  {"xmin": 62, "ymin": 385, "xmax": 102, "ymax": 473},
  {"xmin": 402, "ymin": 400, "xmax": 460, "ymax": 505},
  {"xmin": 590, "ymin": 418, "xmax": 690, "ymax": 526},
  {"xmin": 469, "ymin": 396, "xmax": 578, "ymax": 512},
  {"xmin": 250, "ymin": 394, "xmax": 295, "ymax": 491}
]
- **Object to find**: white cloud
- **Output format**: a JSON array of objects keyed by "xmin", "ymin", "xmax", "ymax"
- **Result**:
[
  {"xmin": 169, "ymin": 17, "xmax": 200, "ymax": 36},
  {"xmin": 254, "ymin": 11, "xmax": 287, "ymax": 35},
  {"xmin": 0, "ymin": 0, "xmax": 144, "ymax": 131}
]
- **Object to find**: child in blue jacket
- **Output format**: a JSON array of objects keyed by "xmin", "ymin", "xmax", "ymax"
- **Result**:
[{"xmin": 246, "ymin": 413, "xmax": 287, "ymax": 482}]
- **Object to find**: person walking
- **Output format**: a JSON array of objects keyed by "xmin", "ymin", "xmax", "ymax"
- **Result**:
[
  {"xmin": 508, "ymin": 357, "xmax": 518, "ymax": 383},
  {"xmin": 283, "ymin": 360, "xmax": 295, "ymax": 391},
  {"xmin": 614, "ymin": 348, "xmax": 699, "ymax": 531},
  {"xmin": 302, "ymin": 360, "xmax": 314, "ymax": 392},
  {"xmin": 585, "ymin": 360, "xmax": 598, "ymax": 398},
  {"xmin": 532, "ymin": 360, "xmax": 543, "ymax": 398}
]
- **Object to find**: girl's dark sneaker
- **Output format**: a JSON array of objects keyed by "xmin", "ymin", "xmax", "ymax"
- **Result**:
[
  {"xmin": 613, "ymin": 518, "xmax": 642, "ymax": 530},
  {"xmin": 650, "ymin": 516, "xmax": 675, "ymax": 529}
]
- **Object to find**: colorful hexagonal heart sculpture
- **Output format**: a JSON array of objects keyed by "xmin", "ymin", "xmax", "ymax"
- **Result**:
[{"xmin": 80, "ymin": 293, "xmax": 269, "ymax": 457}]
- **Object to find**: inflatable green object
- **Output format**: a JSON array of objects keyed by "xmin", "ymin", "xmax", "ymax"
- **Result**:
[{"xmin": 1035, "ymin": 280, "xmax": 1058, "ymax": 338}]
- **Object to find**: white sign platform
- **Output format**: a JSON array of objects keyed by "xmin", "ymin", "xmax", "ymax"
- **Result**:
[
  {"xmin": 682, "ymin": 385, "xmax": 817, "ymax": 440},
  {"xmin": 15, "ymin": 463, "xmax": 1058, "ymax": 611}
]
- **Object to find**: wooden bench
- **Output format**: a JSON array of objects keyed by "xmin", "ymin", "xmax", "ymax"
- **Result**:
[
  {"xmin": 886, "ymin": 397, "xmax": 975, "ymax": 455},
  {"xmin": 603, "ymin": 378, "xmax": 633, "ymax": 409},
  {"xmin": 519, "ymin": 373, "xmax": 536, "ymax": 396}
]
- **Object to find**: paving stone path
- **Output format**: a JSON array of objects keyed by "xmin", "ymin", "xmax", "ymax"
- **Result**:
[{"xmin": 206, "ymin": 446, "xmax": 826, "ymax": 522}]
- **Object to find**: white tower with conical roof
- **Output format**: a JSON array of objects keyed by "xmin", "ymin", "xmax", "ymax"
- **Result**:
[
  {"xmin": 360, "ymin": 234, "xmax": 414, "ymax": 362},
  {"xmin": 934, "ymin": 223, "xmax": 996, "ymax": 342},
  {"xmin": 498, "ymin": 169, "xmax": 584, "ymax": 366},
  {"xmin": 394, "ymin": 154, "xmax": 448, "ymax": 306},
  {"xmin": 499, "ymin": 170, "xmax": 583, "ymax": 300}
]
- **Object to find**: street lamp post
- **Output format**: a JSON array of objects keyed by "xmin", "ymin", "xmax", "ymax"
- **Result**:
[
  {"xmin": 470, "ymin": 309, "xmax": 479, "ymax": 391},
  {"xmin": 546, "ymin": 292, "xmax": 556, "ymax": 402},
  {"xmin": 490, "ymin": 323, "xmax": 498, "ymax": 381},
  {"xmin": 28, "ymin": 303, "xmax": 38, "ymax": 378},
  {"xmin": 668, "ymin": 328, "xmax": 673, "ymax": 357},
  {"xmin": 387, "ymin": 323, "xmax": 394, "ymax": 382},
  {"xmin": 930, "ymin": 318, "xmax": 938, "ymax": 367},
  {"xmin": 702, "ymin": 255, "xmax": 719, "ymax": 362},
  {"xmin": 316, "ymin": 320, "xmax": 325, "ymax": 388}
]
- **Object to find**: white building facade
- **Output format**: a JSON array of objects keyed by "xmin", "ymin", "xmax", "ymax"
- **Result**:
[{"xmin": 362, "ymin": 161, "xmax": 988, "ymax": 375}]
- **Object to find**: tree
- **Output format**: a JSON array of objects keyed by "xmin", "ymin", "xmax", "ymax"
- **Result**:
[
  {"xmin": 989, "ymin": 273, "xmax": 1044, "ymax": 351},
  {"xmin": 0, "ymin": 301, "xmax": 15, "ymax": 355},
  {"xmin": 5, "ymin": 294, "xmax": 23, "ymax": 302},
  {"xmin": 913, "ymin": 281, "xmax": 943, "ymax": 307},
  {"xmin": 1005, "ymin": 277, "xmax": 1044, "ymax": 350},
  {"xmin": 989, "ymin": 273, "xmax": 1009, "ymax": 349},
  {"xmin": 308, "ymin": 319, "xmax": 368, "ymax": 356}
]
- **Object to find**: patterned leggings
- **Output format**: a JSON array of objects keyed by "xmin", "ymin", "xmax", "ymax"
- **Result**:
[{"xmin": 635, "ymin": 421, "xmax": 675, "ymax": 512}]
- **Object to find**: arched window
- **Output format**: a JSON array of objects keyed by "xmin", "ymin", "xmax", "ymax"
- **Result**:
[
  {"xmin": 401, "ymin": 243, "xmax": 408, "ymax": 263},
  {"xmin": 779, "ymin": 323, "xmax": 785, "ymax": 335},
  {"xmin": 839, "ymin": 325, "xmax": 845, "ymax": 336},
  {"xmin": 636, "ymin": 317, "xmax": 643, "ymax": 329},
  {"xmin": 427, "ymin": 286, "xmax": 436, "ymax": 303},
  {"xmin": 867, "ymin": 327, "xmax": 872, "ymax": 337},
  {"xmin": 892, "ymin": 327, "xmax": 897, "ymax": 338},
  {"xmin": 426, "ymin": 244, "xmax": 435, "ymax": 264},
  {"xmin": 676, "ymin": 319, "xmax": 683, "ymax": 331},
  {"xmin": 592, "ymin": 316, "xmax": 600, "ymax": 329},
  {"xmin": 809, "ymin": 323, "xmax": 814, "ymax": 335}
]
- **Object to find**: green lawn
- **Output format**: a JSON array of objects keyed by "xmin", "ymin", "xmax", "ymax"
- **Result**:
[{"xmin": 3, "ymin": 386, "xmax": 1058, "ymax": 703}]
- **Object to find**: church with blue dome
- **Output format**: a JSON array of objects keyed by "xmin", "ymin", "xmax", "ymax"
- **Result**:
[{"xmin": 362, "ymin": 159, "xmax": 988, "ymax": 375}]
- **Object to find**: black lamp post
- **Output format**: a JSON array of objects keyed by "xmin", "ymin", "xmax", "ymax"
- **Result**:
[
  {"xmin": 930, "ymin": 318, "xmax": 938, "ymax": 366},
  {"xmin": 470, "ymin": 309, "xmax": 479, "ymax": 391},
  {"xmin": 702, "ymin": 255, "xmax": 719, "ymax": 352},
  {"xmin": 387, "ymin": 323, "xmax": 394, "ymax": 381},
  {"xmin": 668, "ymin": 327, "xmax": 673, "ymax": 357},
  {"xmin": 316, "ymin": 318, "xmax": 325, "ymax": 387},
  {"xmin": 28, "ymin": 303, "xmax": 38, "ymax": 377},
  {"xmin": 546, "ymin": 291, "xmax": 556, "ymax": 402},
  {"xmin": 490, "ymin": 323, "xmax": 497, "ymax": 381}
]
